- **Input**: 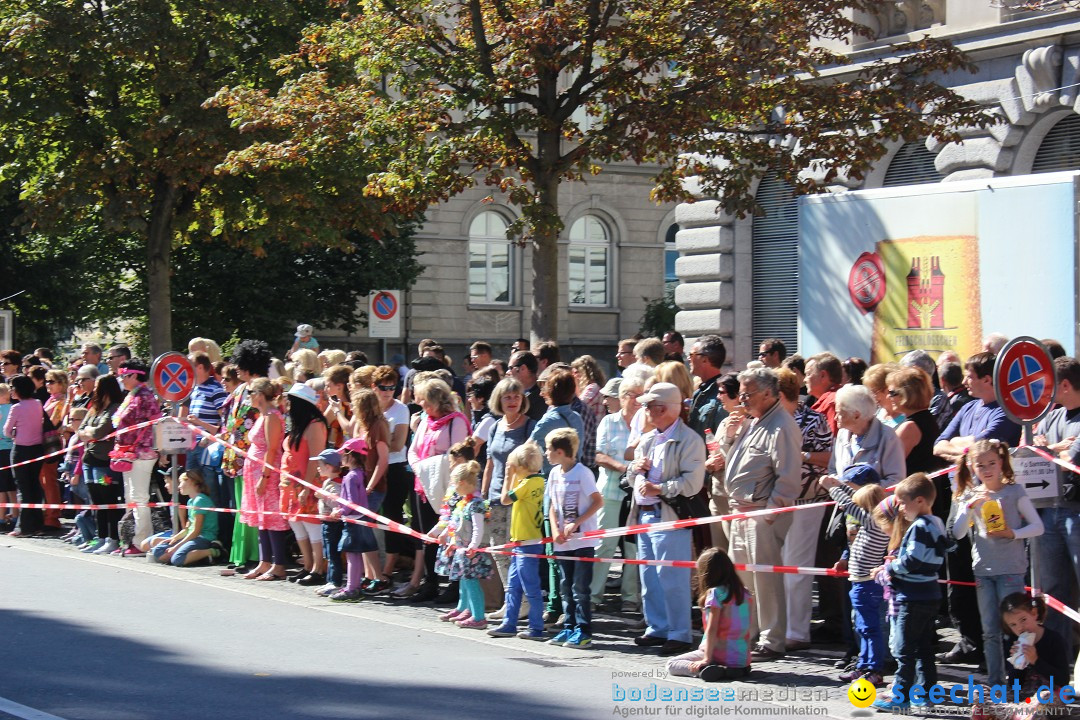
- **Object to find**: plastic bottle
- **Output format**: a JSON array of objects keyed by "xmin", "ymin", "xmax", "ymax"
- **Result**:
[
  {"xmin": 982, "ymin": 498, "xmax": 1007, "ymax": 533},
  {"xmin": 704, "ymin": 428, "xmax": 719, "ymax": 454}
]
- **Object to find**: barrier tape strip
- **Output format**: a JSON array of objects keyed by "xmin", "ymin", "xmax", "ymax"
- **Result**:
[{"xmin": 0, "ymin": 417, "xmax": 163, "ymax": 471}]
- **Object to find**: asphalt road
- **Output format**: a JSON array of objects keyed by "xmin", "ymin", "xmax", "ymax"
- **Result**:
[{"xmin": 0, "ymin": 537, "xmax": 884, "ymax": 720}]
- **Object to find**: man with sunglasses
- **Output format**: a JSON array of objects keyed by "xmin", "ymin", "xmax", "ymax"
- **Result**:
[
  {"xmin": 723, "ymin": 367, "xmax": 802, "ymax": 661},
  {"xmin": 469, "ymin": 341, "xmax": 493, "ymax": 372}
]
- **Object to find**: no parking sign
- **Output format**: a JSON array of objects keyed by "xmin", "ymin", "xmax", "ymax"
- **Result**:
[
  {"xmin": 150, "ymin": 352, "xmax": 195, "ymax": 403},
  {"xmin": 369, "ymin": 290, "xmax": 402, "ymax": 339}
]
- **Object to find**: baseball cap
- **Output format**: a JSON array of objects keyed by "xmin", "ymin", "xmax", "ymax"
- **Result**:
[
  {"xmin": 340, "ymin": 437, "xmax": 369, "ymax": 455},
  {"xmin": 636, "ymin": 382, "xmax": 682, "ymax": 407},
  {"xmin": 312, "ymin": 449, "xmax": 341, "ymax": 467},
  {"xmin": 842, "ymin": 463, "xmax": 882, "ymax": 487},
  {"xmin": 295, "ymin": 323, "xmax": 314, "ymax": 338},
  {"xmin": 599, "ymin": 378, "xmax": 622, "ymax": 398}
]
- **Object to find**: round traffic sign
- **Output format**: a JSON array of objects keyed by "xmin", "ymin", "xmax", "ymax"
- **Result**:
[
  {"xmin": 150, "ymin": 351, "xmax": 196, "ymax": 403},
  {"xmin": 372, "ymin": 291, "xmax": 398, "ymax": 320},
  {"xmin": 847, "ymin": 252, "xmax": 886, "ymax": 314},
  {"xmin": 993, "ymin": 336, "xmax": 1056, "ymax": 425}
]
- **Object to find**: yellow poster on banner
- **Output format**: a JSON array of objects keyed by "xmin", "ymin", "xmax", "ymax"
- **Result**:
[{"xmin": 871, "ymin": 235, "xmax": 982, "ymax": 363}]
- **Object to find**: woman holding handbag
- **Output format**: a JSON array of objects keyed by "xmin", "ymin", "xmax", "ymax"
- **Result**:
[
  {"xmin": 3, "ymin": 375, "xmax": 45, "ymax": 537},
  {"xmin": 114, "ymin": 359, "xmax": 163, "ymax": 555},
  {"xmin": 38, "ymin": 368, "xmax": 70, "ymax": 531},
  {"xmin": 78, "ymin": 375, "xmax": 125, "ymax": 554}
]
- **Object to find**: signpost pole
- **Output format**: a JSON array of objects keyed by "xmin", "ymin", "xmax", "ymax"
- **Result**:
[{"xmin": 170, "ymin": 407, "xmax": 181, "ymax": 535}]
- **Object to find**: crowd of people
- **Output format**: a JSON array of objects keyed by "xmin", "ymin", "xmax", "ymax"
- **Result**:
[{"xmin": 2, "ymin": 329, "xmax": 1080, "ymax": 716}]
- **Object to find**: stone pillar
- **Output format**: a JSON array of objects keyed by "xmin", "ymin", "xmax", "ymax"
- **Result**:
[{"xmin": 673, "ymin": 200, "xmax": 736, "ymax": 347}]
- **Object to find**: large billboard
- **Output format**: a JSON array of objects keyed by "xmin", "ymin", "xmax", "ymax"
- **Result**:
[{"xmin": 799, "ymin": 172, "xmax": 1078, "ymax": 361}]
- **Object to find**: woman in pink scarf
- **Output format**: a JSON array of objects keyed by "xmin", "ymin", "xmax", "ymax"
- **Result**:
[{"xmin": 396, "ymin": 377, "xmax": 469, "ymax": 602}]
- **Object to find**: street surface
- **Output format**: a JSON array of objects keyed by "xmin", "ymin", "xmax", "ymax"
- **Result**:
[{"xmin": 0, "ymin": 536, "xmax": 977, "ymax": 720}]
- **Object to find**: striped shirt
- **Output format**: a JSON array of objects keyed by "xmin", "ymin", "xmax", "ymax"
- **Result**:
[
  {"xmin": 189, "ymin": 378, "xmax": 227, "ymax": 427},
  {"xmin": 828, "ymin": 485, "xmax": 889, "ymax": 581},
  {"xmin": 887, "ymin": 513, "xmax": 948, "ymax": 602}
]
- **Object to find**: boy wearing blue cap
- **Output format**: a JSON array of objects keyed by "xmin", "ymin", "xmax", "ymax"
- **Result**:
[{"xmin": 313, "ymin": 448, "xmax": 345, "ymax": 597}]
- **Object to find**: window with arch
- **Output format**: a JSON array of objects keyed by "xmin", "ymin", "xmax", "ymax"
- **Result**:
[
  {"xmin": 568, "ymin": 214, "xmax": 611, "ymax": 306},
  {"xmin": 468, "ymin": 211, "xmax": 513, "ymax": 304},
  {"xmin": 883, "ymin": 140, "xmax": 940, "ymax": 187},
  {"xmin": 664, "ymin": 223, "xmax": 680, "ymax": 293},
  {"xmin": 1032, "ymin": 114, "xmax": 1080, "ymax": 174}
]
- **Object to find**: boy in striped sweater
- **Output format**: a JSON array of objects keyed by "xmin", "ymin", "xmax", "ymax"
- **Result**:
[{"xmin": 872, "ymin": 473, "xmax": 950, "ymax": 713}]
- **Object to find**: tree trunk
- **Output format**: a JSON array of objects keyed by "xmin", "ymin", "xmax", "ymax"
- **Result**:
[
  {"xmin": 146, "ymin": 175, "xmax": 178, "ymax": 358},
  {"xmin": 530, "ymin": 169, "xmax": 561, "ymax": 344}
]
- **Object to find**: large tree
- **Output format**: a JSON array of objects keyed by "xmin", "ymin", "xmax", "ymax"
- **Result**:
[
  {"xmin": 214, "ymin": 0, "xmax": 992, "ymax": 343},
  {"xmin": 0, "ymin": 0, "xmax": 420, "ymax": 355}
]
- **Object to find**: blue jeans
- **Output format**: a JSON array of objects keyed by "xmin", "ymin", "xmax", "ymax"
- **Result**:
[
  {"xmin": 892, "ymin": 599, "xmax": 938, "ymax": 702},
  {"xmin": 555, "ymin": 547, "xmax": 595, "ymax": 633},
  {"xmin": 638, "ymin": 507, "xmax": 693, "ymax": 644},
  {"xmin": 505, "ymin": 543, "xmax": 544, "ymax": 633},
  {"xmin": 850, "ymin": 580, "xmax": 887, "ymax": 671},
  {"xmin": 975, "ymin": 573, "xmax": 1026, "ymax": 685},
  {"xmin": 322, "ymin": 521, "xmax": 344, "ymax": 586},
  {"xmin": 1035, "ymin": 507, "xmax": 1080, "ymax": 656}
]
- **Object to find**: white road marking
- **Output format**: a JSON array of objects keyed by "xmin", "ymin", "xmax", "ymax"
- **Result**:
[{"xmin": 0, "ymin": 696, "xmax": 70, "ymax": 720}]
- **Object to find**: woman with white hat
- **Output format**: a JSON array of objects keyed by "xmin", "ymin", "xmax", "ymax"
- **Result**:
[{"xmin": 279, "ymin": 382, "xmax": 328, "ymax": 586}]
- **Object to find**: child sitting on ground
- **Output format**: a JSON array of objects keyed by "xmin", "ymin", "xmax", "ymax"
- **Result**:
[
  {"xmin": 149, "ymin": 470, "xmax": 221, "ymax": 566},
  {"xmin": 666, "ymin": 547, "xmax": 753, "ymax": 681}
]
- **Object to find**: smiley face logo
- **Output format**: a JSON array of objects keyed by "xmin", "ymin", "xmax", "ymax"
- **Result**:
[{"xmin": 848, "ymin": 677, "xmax": 877, "ymax": 708}]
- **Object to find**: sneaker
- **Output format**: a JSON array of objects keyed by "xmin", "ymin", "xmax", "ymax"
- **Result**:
[
  {"xmin": 487, "ymin": 624, "xmax": 517, "ymax": 638},
  {"xmin": 329, "ymin": 589, "xmax": 363, "ymax": 603},
  {"xmin": 861, "ymin": 671, "xmax": 885, "ymax": 687},
  {"xmin": 517, "ymin": 630, "xmax": 546, "ymax": 641},
  {"xmin": 122, "ymin": 545, "xmax": 146, "ymax": 557},
  {"xmin": 456, "ymin": 618, "xmax": 487, "ymax": 629},
  {"xmin": 315, "ymin": 583, "xmax": 339, "ymax": 597},
  {"xmin": 362, "ymin": 578, "xmax": 392, "ymax": 596},
  {"xmin": 79, "ymin": 539, "xmax": 101, "ymax": 552},
  {"xmin": 92, "ymin": 538, "xmax": 119, "ymax": 555},
  {"xmin": 488, "ymin": 605, "xmax": 507, "ymax": 620},
  {"xmin": 840, "ymin": 667, "xmax": 866, "ymax": 682},
  {"xmin": 563, "ymin": 629, "xmax": 592, "ymax": 648},
  {"xmin": 700, "ymin": 665, "xmax": 750, "ymax": 682},
  {"xmin": 548, "ymin": 628, "xmax": 573, "ymax": 646},
  {"xmin": 391, "ymin": 583, "xmax": 420, "ymax": 599},
  {"xmin": 871, "ymin": 697, "xmax": 910, "ymax": 713},
  {"xmin": 440, "ymin": 609, "xmax": 468, "ymax": 623}
]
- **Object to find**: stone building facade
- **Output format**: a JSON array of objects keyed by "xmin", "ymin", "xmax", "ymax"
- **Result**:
[
  {"xmin": 323, "ymin": 162, "xmax": 676, "ymax": 372},
  {"xmin": 674, "ymin": 4, "xmax": 1080, "ymax": 366}
]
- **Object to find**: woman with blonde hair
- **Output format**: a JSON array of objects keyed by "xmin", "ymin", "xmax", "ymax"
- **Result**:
[
  {"xmin": 570, "ymin": 355, "xmax": 606, "ymax": 423},
  {"xmin": 290, "ymin": 348, "xmax": 320, "ymax": 382},
  {"xmin": 188, "ymin": 337, "xmax": 222, "ymax": 364},
  {"xmin": 319, "ymin": 349, "xmax": 346, "ymax": 369},
  {"xmin": 399, "ymin": 378, "xmax": 471, "ymax": 601},
  {"xmin": 863, "ymin": 363, "xmax": 904, "ymax": 428}
]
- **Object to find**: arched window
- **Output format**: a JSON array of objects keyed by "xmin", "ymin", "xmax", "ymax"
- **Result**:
[
  {"xmin": 883, "ymin": 140, "xmax": 941, "ymax": 186},
  {"xmin": 468, "ymin": 211, "xmax": 513, "ymax": 304},
  {"xmin": 1032, "ymin": 114, "xmax": 1080, "ymax": 174},
  {"xmin": 665, "ymin": 224, "xmax": 680, "ymax": 293},
  {"xmin": 568, "ymin": 215, "xmax": 611, "ymax": 306},
  {"xmin": 751, "ymin": 172, "xmax": 798, "ymax": 353}
]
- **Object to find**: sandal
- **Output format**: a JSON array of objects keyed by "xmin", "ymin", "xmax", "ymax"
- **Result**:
[
  {"xmin": 243, "ymin": 567, "xmax": 269, "ymax": 579},
  {"xmin": 257, "ymin": 571, "xmax": 286, "ymax": 581}
]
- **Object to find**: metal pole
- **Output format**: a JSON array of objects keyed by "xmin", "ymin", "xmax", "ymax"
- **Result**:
[
  {"xmin": 170, "ymin": 406, "xmax": 181, "ymax": 535},
  {"xmin": 1025, "ymin": 421, "xmax": 1039, "ymax": 596}
]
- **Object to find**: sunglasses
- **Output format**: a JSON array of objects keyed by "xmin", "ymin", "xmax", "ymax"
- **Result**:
[{"xmin": 376, "ymin": 384, "xmax": 396, "ymax": 392}]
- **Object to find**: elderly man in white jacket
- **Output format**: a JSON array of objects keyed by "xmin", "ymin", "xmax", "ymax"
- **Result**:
[{"xmin": 629, "ymin": 382, "xmax": 706, "ymax": 657}]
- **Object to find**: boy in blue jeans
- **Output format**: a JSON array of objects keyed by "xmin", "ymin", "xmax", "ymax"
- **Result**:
[
  {"xmin": 545, "ymin": 428, "xmax": 603, "ymax": 649},
  {"xmin": 872, "ymin": 473, "xmax": 950, "ymax": 713}
]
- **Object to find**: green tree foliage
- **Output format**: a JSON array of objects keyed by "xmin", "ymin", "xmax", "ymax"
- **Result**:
[
  {"xmin": 639, "ymin": 288, "xmax": 678, "ymax": 341},
  {"xmin": 0, "ymin": 0, "xmax": 420, "ymax": 355},
  {"xmin": 214, "ymin": 0, "xmax": 994, "ymax": 343}
]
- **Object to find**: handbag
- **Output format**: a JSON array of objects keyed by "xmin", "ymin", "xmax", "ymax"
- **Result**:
[
  {"xmin": 109, "ymin": 445, "xmax": 137, "ymax": 473},
  {"xmin": 659, "ymin": 487, "xmax": 711, "ymax": 520},
  {"xmin": 41, "ymin": 410, "xmax": 62, "ymax": 456}
]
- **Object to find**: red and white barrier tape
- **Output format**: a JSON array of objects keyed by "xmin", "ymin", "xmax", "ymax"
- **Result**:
[{"xmin": 0, "ymin": 416, "xmax": 165, "ymax": 471}]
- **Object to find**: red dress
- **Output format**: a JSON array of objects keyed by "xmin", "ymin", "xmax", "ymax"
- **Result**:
[
  {"xmin": 280, "ymin": 435, "xmax": 319, "ymax": 525},
  {"xmin": 240, "ymin": 410, "xmax": 289, "ymax": 531}
]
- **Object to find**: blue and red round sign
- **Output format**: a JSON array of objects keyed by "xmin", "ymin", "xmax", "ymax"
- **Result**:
[
  {"xmin": 372, "ymin": 291, "xmax": 398, "ymax": 321},
  {"xmin": 150, "ymin": 352, "xmax": 195, "ymax": 403},
  {"xmin": 993, "ymin": 337, "xmax": 1056, "ymax": 425}
]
